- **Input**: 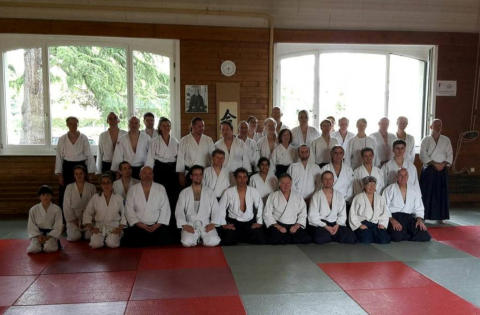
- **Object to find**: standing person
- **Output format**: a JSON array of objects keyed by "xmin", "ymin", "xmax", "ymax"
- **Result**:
[
  {"xmin": 311, "ymin": 119, "xmax": 339, "ymax": 168},
  {"xmin": 332, "ymin": 117, "xmax": 355, "ymax": 152},
  {"xmin": 263, "ymin": 174, "xmax": 311, "ymax": 244},
  {"xmin": 349, "ymin": 176, "xmax": 390, "ymax": 244},
  {"xmin": 63, "ymin": 165, "xmax": 97, "ymax": 242},
  {"xmin": 420, "ymin": 119, "xmax": 453, "ymax": 222},
  {"xmin": 247, "ymin": 116, "xmax": 263, "ymax": 142},
  {"xmin": 272, "ymin": 106, "xmax": 289, "ymax": 133},
  {"xmin": 250, "ymin": 157, "xmax": 278, "ymax": 204},
  {"xmin": 257, "ymin": 118, "xmax": 278, "ymax": 160},
  {"xmin": 218, "ymin": 168, "xmax": 266, "ymax": 245},
  {"xmin": 215, "ymin": 121, "xmax": 251, "ymax": 173},
  {"xmin": 83, "ymin": 173, "xmax": 127, "ymax": 249},
  {"xmin": 111, "ymin": 116, "xmax": 150, "ymax": 180},
  {"xmin": 113, "ymin": 161, "xmax": 139, "ymax": 201},
  {"xmin": 321, "ymin": 146, "xmax": 354, "ymax": 205},
  {"xmin": 146, "ymin": 117, "xmax": 179, "ymax": 207},
  {"xmin": 308, "ymin": 171, "xmax": 357, "ymax": 244},
  {"xmin": 381, "ymin": 140, "xmax": 420, "ymax": 193},
  {"xmin": 175, "ymin": 165, "xmax": 222, "ymax": 247},
  {"xmin": 27, "ymin": 185, "xmax": 64, "ymax": 254},
  {"xmin": 326, "ymin": 116, "xmax": 336, "ymax": 133},
  {"xmin": 237, "ymin": 121, "xmax": 259, "ymax": 172},
  {"xmin": 396, "ymin": 116, "xmax": 416, "ymax": 163},
  {"xmin": 371, "ymin": 117, "xmax": 396, "ymax": 167},
  {"xmin": 287, "ymin": 145, "xmax": 322, "ymax": 201},
  {"xmin": 96, "ymin": 112, "xmax": 127, "ymax": 174},
  {"xmin": 271, "ymin": 129, "xmax": 297, "ymax": 178},
  {"xmin": 55, "ymin": 116, "xmax": 96, "ymax": 208},
  {"xmin": 203, "ymin": 149, "xmax": 232, "ymax": 199},
  {"xmin": 353, "ymin": 147, "xmax": 384, "ymax": 195},
  {"xmin": 141, "ymin": 112, "xmax": 159, "ymax": 139},
  {"xmin": 291, "ymin": 110, "xmax": 320, "ymax": 148},
  {"xmin": 176, "ymin": 117, "xmax": 215, "ymax": 187},
  {"xmin": 346, "ymin": 118, "xmax": 377, "ymax": 169}
]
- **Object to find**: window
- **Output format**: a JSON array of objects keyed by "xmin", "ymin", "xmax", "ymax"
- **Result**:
[
  {"xmin": 0, "ymin": 35, "xmax": 179, "ymax": 154},
  {"xmin": 275, "ymin": 43, "xmax": 435, "ymax": 143}
]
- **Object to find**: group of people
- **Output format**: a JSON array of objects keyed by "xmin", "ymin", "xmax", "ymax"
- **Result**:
[{"xmin": 27, "ymin": 107, "xmax": 453, "ymax": 253}]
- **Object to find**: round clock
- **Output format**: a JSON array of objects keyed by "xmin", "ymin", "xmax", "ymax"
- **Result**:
[{"xmin": 221, "ymin": 60, "xmax": 236, "ymax": 77}]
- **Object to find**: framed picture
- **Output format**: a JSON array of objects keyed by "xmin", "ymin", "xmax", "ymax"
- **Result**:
[{"xmin": 185, "ymin": 85, "xmax": 208, "ymax": 113}]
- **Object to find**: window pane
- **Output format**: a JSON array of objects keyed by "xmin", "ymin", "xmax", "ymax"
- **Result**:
[
  {"xmin": 388, "ymin": 55, "xmax": 425, "ymax": 145},
  {"xmin": 133, "ymin": 51, "xmax": 171, "ymax": 128},
  {"xmin": 5, "ymin": 48, "xmax": 45, "ymax": 145},
  {"xmin": 319, "ymin": 53, "xmax": 386, "ymax": 135},
  {"xmin": 279, "ymin": 54, "xmax": 315, "ymax": 129},
  {"xmin": 49, "ymin": 46, "xmax": 128, "ymax": 145}
]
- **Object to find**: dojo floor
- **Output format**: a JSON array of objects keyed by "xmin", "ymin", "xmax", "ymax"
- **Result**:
[{"xmin": 1, "ymin": 208, "xmax": 480, "ymax": 315}]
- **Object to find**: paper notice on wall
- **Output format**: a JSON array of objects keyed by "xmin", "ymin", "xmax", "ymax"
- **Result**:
[{"xmin": 436, "ymin": 80, "xmax": 457, "ymax": 96}]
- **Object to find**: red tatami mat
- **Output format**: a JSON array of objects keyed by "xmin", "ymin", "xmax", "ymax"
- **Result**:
[
  {"xmin": 438, "ymin": 239, "xmax": 480, "ymax": 258},
  {"xmin": 0, "ymin": 275, "xmax": 36, "ymax": 306},
  {"xmin": 428, "ymin": 226, "xmax": 480, "ymax": 241},
  {"xmin": 138, "ymin": 247, "xmax": 228, "ymax": 270}
]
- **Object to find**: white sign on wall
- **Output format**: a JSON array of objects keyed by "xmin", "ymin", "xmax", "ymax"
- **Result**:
[{"xmin": 436, "ymin": 80, "xmax": 457, "ymax": 96}]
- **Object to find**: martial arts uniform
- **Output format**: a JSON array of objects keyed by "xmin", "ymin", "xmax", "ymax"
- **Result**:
[
  {"xmin": 27, "ymin": 203, "xmax": 64, "ymax": 254},
  {"xmin": 308, "ymin": 189, "xmax": 356, "ymax": 244},
  {"xmin": 122, "ymin": 182, "xmax": 172, "ymax": 247},
  {"xmin": 419, "ymin": 134, "xmax": 453, "ymax": 220},
  {"xmin": 111, "ymin": 132, "xmax": 151, "ymax": 179},
  {"xmin": 382, "ymin": 183, "xmax": 431, "ymax": 242},
  {"xmin": 96, "ymin": 129, "xmax": 127, "ymax": 174},
  {"xmin": 83, "ymin": 193, "xmax": 127, "ymax": 248},
  {"xmin": 249, "ymin": 132, "xmax": 263, "ymax": 142},
  {"xmin": 276, "ymin": 122, "xmax": 289, "ymax": 133},
  {"xmin": 256, "ymin": 136, "xmax": 277, "ymax": 160},
  {"xmin": 332, "ymin": 130, "xmax": 355, "ymax": 152},
  {"xmin": 349, "ymin": 192, "xmax": 391, "ymax": 244},
  {"xmin": 353, "ymin": 164, "xmax": 384, "ymax": 195},
  {"xmin": 370, "ymin": 131, "xmax": 396, "ymax": 167},
  {"xmin": 240, "ymin": 137, "xmax": 259, "ymax": 172},
  {"xmin": 175, "ymin": 186, "xmax": 221, "ymax": 247},
  {"xmin": 321, "ymin": 163, "xmax": 354, "ymax": 203},
  {"xmin": 287, "ymin": 162, "xmax": 322, "ymax": 200},
  {"xmin": 176, "ymin": 133, "xmax": 215, "ymax": 177},
  {"xmin": 310, "ymin": 136, "xmax": 339, "ymax": 167},
  {"xmin": 381, "ymin": 159, "xmax": 420, "ymax": 193},
  {"xmin": 291, "ymin": 126, "xmax": 320, "ymax": 148},
  {"xmin": 63, "ymin": 182, "xmax": 97, "ymax": 241},
  {"xmin": 249, "ymin": 173, "xmax": 278, "ymax": 204},
  {"xmin": 346, "ymin": 135, "xmax": 377, "ymax": 169},
  {"xmin": 215, "ymin": 137, "xmax": 252, "ymax": 173},
  {"xmin": 113, "ymin": 178, "xmax": 140, "ymax": 201},
  {"xmin": 141, "ymin": 129, "xmax": 159, "ymax": 139},
  {"xmin": 263, "ymin": 190, "xmax": 311, "ymax": 244},
  {"xmin": 203, "ymin": 166, "xmax": 232, "ymax": 199},
  {"xmin": 396, "ymin": 133, "xmax": 416, "ymax": 163},
  {"xmin": 218, "ymin": 186, "xmax": 266, "ymax": 245},
  {"xmin": 271, "ymin": 144, "xmax": 297, "ymax": 178}
]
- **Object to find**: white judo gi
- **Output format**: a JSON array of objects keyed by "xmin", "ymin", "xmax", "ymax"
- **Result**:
[
  {"xmin": 256, "ymin": 136, "xmax": 277, "ymax": 160},
  {"xmin": 263, "ymin": 190, "xmax": 307, "ymax": 228},
  {"xmin": 113, "ymin": 178, "xmax": 140, "ymax": 201},
  {"xmin": 381, "ymin": 159, "xmax": 420, "ymax": 193},
  {"xmin": 308, "ymin": 189, "xmax": 348, "ymax": 227},
  {"xmin": 346, "ymin": 136, "xmax": 377, "ymax": 170},
  {"xmin": 27, "ymin": 203, "xmax": 64, "ymax": 254},
  {"xmin": 63, "ymin": 182, "xmax": 97, "ymax": 241},
  {"xmin": 291, "ymin": 126, "xmax": 320, "ymax": 148},
  {"xmin": 203, "ymin": 166, "xmax": 232, "ymax": 199},
  {"xmin": 96, "ymin": 129, "xmax": 127, "ymax": 173},
  {"xmin": 382, "ymin": 183, "xmax": 424, "ymax": 219},
  {"xmin": 349, "ymin": 192, "xmax": 390, "ymax": 231},
  {"xmin": 419, "ymin": 135, "xmax": 453, "ymax": 167},
  {"xmin": 353, "ymin": 164, "xmax": 384, "ymax": 195},
  {"xmin": 125, "ymin": 182, "xmax": 171, "ymax": 226},
  {"xmin": 145, "ymin": 134, "xmax": 178, "ymax": 167},
  {"xmin": 321, "ymin": 163, "xmax": 354, "ymax": 202},
  {"xmin": 215, "ymin": 137, "xmax": 252, "ymax": 173},
  {"xmin": 111, "ymin": 132, "xmax": 151, "ymax": 171},
  {"xmin": 55, "ymin": 133, "xmax": 96, "ymax": 174},
  {"xmin": 332, "ymin": 130, "xmax": 355, "ymax": 152},
  {"xmin": 218, "ymin": 186, "xmax": 264, "ymax": 225},
  {"xmin": 370, "ymin": 131, "xmax": 396, "ymax": 167},
  {"xmin": 310, "ymin": 137, "xmax": 339, "ymax": 165},
  {"xmin": 249, "ymin": 173, "xmax": 278, "ymax": 202},
  {"xmin": 176, "ymin": 133, "xmax": 215, "ymax": 173},
  {"xmin": 287, "ymin": 162, "xmax": 322, "ymax": 200}
]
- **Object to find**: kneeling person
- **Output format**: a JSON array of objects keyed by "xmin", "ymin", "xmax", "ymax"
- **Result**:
[
  {"xmin": 175, "ymin": 165, "xmax": 221, "ymax": 247},
  {"xmin": 83, "ymin": 173, "xmax": 127, "ymax": 248},
  {"xmin": 382, "ymin": 168, "xmax": 431, "ymax": 242},
  {"xmin": 27, "ymin": 185, "xmax": 64, "ymax": 254},
  {"xmin": 309, "ymin": 171, "xmax": 356, "ymax": 244},
  {"xmin": 263, "ymin": 174, "xmax": 311, "ymax": 244},
  {"xmin": 218, "ymin": 168, "xmax": 266, "ymax": 245}
]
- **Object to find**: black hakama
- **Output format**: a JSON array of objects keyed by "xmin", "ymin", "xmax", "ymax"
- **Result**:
[
  {"xmin": 275, "ymin": 164, "xmax": 289, "ymax": 178},
  {"xmin": 309, "ymin": 220, "xmax": 357, "ymax": 244},
  {"xmin": 420, "ymin": 165, "xmax": 450, "ymax": 220},
  {"xmin": 267, "ymin": 222, "xmax": 312, "ymax": 245},
  {"xmin": 101, "ymin": 161, "xmax": 112, "ymax": 174},
  {"xmin": 218, "ymin": 218, "xmax": 266, "ymax": 245}
]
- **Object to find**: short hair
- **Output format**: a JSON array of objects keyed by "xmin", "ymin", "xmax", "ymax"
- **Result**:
[
  {"xmin": 212, "ymin": 149, "xmax": 225, "ymax": 157},
  {"xmin": 326, "ymin": 116, "xmax": 335, "ymax": 122},
  {"xmin": 220, "ymin": 120, "xmax": 233, "ymax": 131},
  {"xmin": 393, "ymin": 139, "xmax": 407, "ymax": 148},
  {"xmin": 233, "ymin": 167, "xmax": 249, "ymax": 178},
  {"xmin": 191, "ymin": 117, "xmax": 203, "ymax": 126},
  {"xmin": 264, "ymin": 117, "xmax": 277, "ymax": 129},
  {"xmin": 66, "ymin": 116, "xmax": 78, "ymax": 124},
  {"xmin": 278, "ymin": 128, "xmax": 293, "ymax": 145},
  {"xmin": 189, "ymin": 164, "xmax": 204, "ymax": 175},
  {"xmin": 38, "ymin": 185, "xmax": 53, "ymax": 196},
  {"xmin": 278, "ymin": 173, "xmax": 292, "ymax": 181},
  {"xmin": 361, "ymin": 147, "xmax": 374, "ymax": 157},
  {"xmin": 143, "ymin": 112, "xmax": 154, "ymax": 119},
  {"xmin": 298, "ymin": 110, "xmax": 309, "ymax": 119},
  {"xmin": 100, "ymin": 171, "xmax": 115, "ymax": 183},
  {"xmin": 257, "ymin": 157, "xmax": 270, "ymax": 168},
  {"xmin": 362, "ymin": 176, "xmax": 377, "ymax": 186},
  {"xmin": 321, "ymin": 170, "xmax": 334, "ymax": 180},
  {"xmin": 339, "ymin": 117, "xmax": 349, "ymax": 123},
  {"xmin": 357, "ymin": 118, "xmax": 367, "ymax": 125},
  {"xmin": 330, "ymin": 145, "xmax": 345, "ymax": 154},
  {"xmin": 119, "ymin": 161, "xmax": 131, "ymax": 170},
  {"xmin": 157, "ymin": 117, "xmax": 171, "ymax": 136},
  {"xmin": 247, "ymin": 116, "xmax": 257, "ymax": 123},
  {"xmin": 297, "ymin": 144, "xmax": 310, "ymax": 153},
  {"xmin": 73, "ymin": 164, "xmax": 87, "ymax": 175},
  {"xmin": 320, "ymin": 119, "xmax": 332, "ymax": 127}
]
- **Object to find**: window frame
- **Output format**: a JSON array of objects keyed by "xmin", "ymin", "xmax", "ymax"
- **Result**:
[{"xmin": 0, "ymin": 34, "xmax": 180, "ymax": 155}]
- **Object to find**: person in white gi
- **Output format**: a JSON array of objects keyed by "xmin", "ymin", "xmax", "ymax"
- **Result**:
[
  {"xmin": 203, "ymin": 149, "xmax": 232, "ymax": 199},
  {"xmin": 349, "ymin": 176, "xmax": 390, "ymax": 244},
  {"xmin": 141, "ymin": 112, "xmax": 159, "ymax": 139},
  {"xmin": 27, "ymin": 185, "xmax": 64, "ymax": 254},
  {"xmin": 395, "ymin": 116, "xmax": 416, "ymax": 163},
  {"xmin": 308, "ymin": 171, "xmax": 357, "ymax": 244},
  {"xmin": 111, "ymin": 116, "xmax": 151, "ymax": 179},
  {"xmin": 272, "ymin": 106, "xmax": 289, "ymax": 134},
  {"xmin": 326, "ymin": 116, "xmax": 336, "ymax": 134},
  {"xmin": 383, "ymin": 168, "xmax": 431, "ymax": 242},
  {"xmin": 370, "ymin": 117, "xmax": 396, "ymax": 167},
  {"xmin": 271, "ymin": 128, "xmax": 297, "ymax": 178},
  {"xmin": 257, "ymin": 118, "xmax": 278, "ymax": 160},
  {"xmin": 96, "ymin": 112, "xmax": 127, "ymax": 174},
  {"xmin": 176, "ymin": 117, "xmax": 215, "ymax": 187},
  {"xmin": 291, "ymin": 110, "xmax": 320, "ymax": 148},
  {"xmin": 263, "ymin": 174, "xmax": 311, "ymax": 244},
  {"xmin": 113, "ymin": 161, "xmax": 139, "ymax": 201},
  {"xmin": 83, "ymin": 173, "xmax": 127, "ymax": 248},
  {"xmin": 353, "ymin": 147, "xmax": 384, "ymax": 195},
  {"xmin": 215, "ymin": 121, "xmax": 251, "ymax": 173},
  {"xmin": 419, "ymin": 119, "xmax": 453, "ymax": 221},
  {"xmin": 287, "ymin": 145, "xmax": 322, "ymax": 201},
  {"xmin": 247, "ymin": 116, "xmax": 263, "ymax": 142},
  {"xmin": 381, "ymin": 139, "xmax": 420, "ymax": 192},
  {"xmin": 311, "ymin": 119, "xmax": 339, "ymax": 167},
  {"xmin": 218, "ymin": 168, "xmax": 266, "ymax": 245},
  {"xmin": 250, "ymin": 157, "xmax": 278, "ymax": 204},
  {"xmin": 237, "ymin": 121, "xmax": 259, "ymax": 172},
  {"xmin": 332, "ymin": 117, "xmax": 355, "ymax": 152},
  {"xmin": 346, "ymin": 118, "xmax": 377, "ymax": 169},
  {"xmin": 175, "ymin": 165, "xmax": 222, "ymax": 247},
  {"xmin": 321, "ymin": 146, "xmax": 354, "ymax": 204},
  {"xmin": 122, "ymin": 166, "xmax": 172, "ymax": 247},
  {"xmin": 63, "ymin": 165, "xmax": 97, "ymax": 242}
]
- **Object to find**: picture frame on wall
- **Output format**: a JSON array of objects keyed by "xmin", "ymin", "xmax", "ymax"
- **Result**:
[{"xmin": 185, "ymin": 85, "xmax": 208, "ymax": 113}]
